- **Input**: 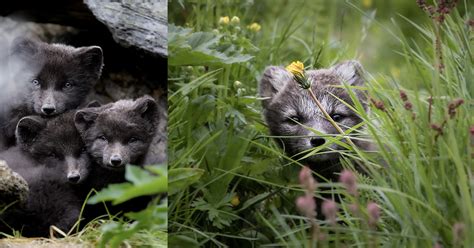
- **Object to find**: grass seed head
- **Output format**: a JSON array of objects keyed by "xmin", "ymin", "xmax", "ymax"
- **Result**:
[
  {"xmin": 400, "ymin": 90, "xmax": 408, "ymax": 102},
  {"xmin": 404, "ymin": 102, "xmax": 413, "ymax": 111},
  {"xmin": 299, "ymin": 166, "xmax": 317, "ymax": 192},
  {"xmin": 367, "ymin": 202, "xmax": 381, "ymax": 227},
  {"xmin": 322, "ymin": 200, "xmax": 338, "ymax": 225},
  {"xmin": 339, "ymin": 169, "xmax": 358, "ymax": 196},
  {"xmin": 296, "ymin": 194, "xmax": 316, "ymax": 219}
]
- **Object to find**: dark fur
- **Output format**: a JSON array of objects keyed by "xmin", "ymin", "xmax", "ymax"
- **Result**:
[
  {"xmin": 74, "ymin": 96, "xmax": 159, "ymax": 221},
  {"xmin": 75, "ymin": 95, "xmax": 159, "ymax": 170},
  {"xmin": 143, "ymin": 97, "xmax": 168, "ymax": 165},
  {"xmin": 0, "ymin": 112, "xmax": 91, "ymax": 237},
  {"xmin": 260, "ymin": 61, "xmax": 369, "ymax": 179},
  {"xmin": 0, "ymin": 38, "xmax": 103, "ymax": 148}
]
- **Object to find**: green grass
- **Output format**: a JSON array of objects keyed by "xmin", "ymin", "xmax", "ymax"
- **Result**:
[
  {"xmin": 1, "ymin": 165, "xmax": 168, "ymax": 248},
  {"xmin": 0, "ymin": 221, "xmax": 167, "ymax": 248},
  {"xmin": 168, "ymin": 0, "xmax": 473, "ymax": 247}
]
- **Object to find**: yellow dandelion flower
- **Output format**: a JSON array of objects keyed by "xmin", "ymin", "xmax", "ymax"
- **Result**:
[
  {"xmin": 231, "ymin": 16, "xmax": 240, "ymax": 25},
  {"xmin": 247, "ymin": 22, "xmax": 261, "ymax": 32},
  {"xmin": 231, "ymin": 195, "xmax": 240, "ymax": 207},
  {"xmin": 286, "ymin": 61, "xmax": 311, "ymax": 89},
  {"xmin": 219, "ymin": 16, "xmax": 230, "ymax": 25},
  {"xmin": 362, "ymin": 0, "xmax": 373, "ymax": 8},
  {"xmin": 286, "ymin": 61, "xmax": 305, "ymax": 77}
]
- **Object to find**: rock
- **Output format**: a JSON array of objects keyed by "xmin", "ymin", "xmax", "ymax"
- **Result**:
[
  {"xmin": 0, "ymin": 160, "xmax": 29, "ymax": 208},
  {"xmin": 0, "ymin": 16, "xmax": 78, "ymax": 44},
  {"xmin": 103, "ymin": 72, "xmax": 152, "ymax": 101},
  {"xmin": 84, "ymin": 0, "xmax": 167, "ymax": 57}
]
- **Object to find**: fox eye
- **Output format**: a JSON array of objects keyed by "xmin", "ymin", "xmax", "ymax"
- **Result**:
[
  {"xmin": 98, "ymin": 135, "xmax": 108, "ymax": 142},
  {"xmin": 48, "ymin": 152, "xmax": 60, "ymax": 159},
  {"xmin": 286, "ymin": 115, "xmax": 301, "ymax": 124},
  {"xmin": 129, "ymin": 137, "xmax": 139, "ymax": 143},
  {"xmin": 330, "ymin": 114, "xmax": 344, "ymax": 122},
  {"xmin": 32, "ymin": 79, "xmax": 40, "ymax": 87},
  {"xmin": 64, "ymin": 82, "xmax": 73, "ymax": 89}
]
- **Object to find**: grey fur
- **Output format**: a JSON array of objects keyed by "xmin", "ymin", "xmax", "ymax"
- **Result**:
[
  {"xmin": 16, "ymin": 112, "xmax": 91, "ymax": 184},
  {"xmin": 74, "ymin": 96, "xmax": 161, "ymax": 223},
  {"xmin": 0, "ymin": 111, "xmax": 91, "ymax": 237},
  {"xmin": 260, "ymin": 61, "xmax": 369, "ymax": 177},
  {"xmin": 0, "ymin": 37, "xmax": 104, "ymax": 148},
  {"xmin": 75, "ymin": 95, "xmax": 160, "ymax": 170},
  {"xmin": 143, "ymin": 96, "xmax": 167, "ymax": 165}
]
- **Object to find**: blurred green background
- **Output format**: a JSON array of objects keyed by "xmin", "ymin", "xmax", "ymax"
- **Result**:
[{"xmin": 170, "ymin": 0, "xmax": 471, "ymax": 88}]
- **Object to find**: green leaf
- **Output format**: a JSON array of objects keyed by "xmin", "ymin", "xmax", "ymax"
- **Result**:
[
  {"xmin": 168, "ymin": 168, "xmax": 204, "ymax": 195},
  {"xmin": 125, "ymin": 165, "xmax": 156, "ymax": 185},
  {"xmin": 88, "ymin": 165, "xmax": 168, "ymax": 205},
  {"xmin": 168, "ymin": 235, "xmax": 200, "ymax": 248},
  {"xmin": 88, "ymin": 183, "xmax": 132, "ymax": 204},
  {"xmin": 237, "ymin": 192, "xmax": 272, "ymax": 212},
  {"xmin": 169, "ymin": 24, "xmax": 254, "ymax": 66}
]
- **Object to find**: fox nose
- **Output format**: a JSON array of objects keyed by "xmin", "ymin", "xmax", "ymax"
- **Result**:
[
  {"xmin": 110, "ymin": 155, "xmax": 123, "ymax": 167},
  {"xmin": 67, "ymin": 173, "xmax": 81, "ymax": 183},
  {"xmin": 41, "ymin": 105, "xmax": 56, "ymax": 115},
  {"xmin": 310, "ymin": 137, "xmax": 326, "ymax": 147}
]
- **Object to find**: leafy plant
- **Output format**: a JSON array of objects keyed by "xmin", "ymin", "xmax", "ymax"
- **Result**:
[
  {"xmin": 168, "ymin": 0, "xmax": 473, "ymax": 247},
  {"xmin": 88, "ymin": 165, "xmax": 168, "ymax": 248}
]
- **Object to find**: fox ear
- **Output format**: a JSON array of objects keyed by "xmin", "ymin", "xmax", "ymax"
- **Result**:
[
  {"xmin": 10, "ymin": 37, "xmax": 39, "ymax": 60},
  {"xmin": 134, "ymin": 95, "xmax": 159, "ymax": 125},
  {"xmin": 259, "ymin": 66, "xmax": 292, "ymax": 107},
  {"xmin": 331, "ymin": 60, "xmax": 365, "ymax": 86},
  {"xmin": 77, "ymin": 46, "xmax": 104, "ymax": 81},
  {"xmin": 75, "ymin": 109, "xmax": 99, "ymax": 133},
  {"xmin": 86, "ymin": 100, "xmax": 101, "ymax": 108},
  {"xmin": 16, "ymin": 116, "xmax": 46, "ymax": 148}
]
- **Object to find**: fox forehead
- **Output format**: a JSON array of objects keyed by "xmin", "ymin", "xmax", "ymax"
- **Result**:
[{"xmin": 270, "ymin": 80, "xmax": 352, "ymax": 113}]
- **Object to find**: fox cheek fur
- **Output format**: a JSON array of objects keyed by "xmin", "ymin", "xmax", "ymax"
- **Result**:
[{"xmin": 259, "ymin": 60, "xmax": 368, "ymax": 163}]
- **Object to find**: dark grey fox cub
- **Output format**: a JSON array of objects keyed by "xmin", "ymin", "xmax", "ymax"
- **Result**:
[
  {"xmin": 0, "ymin": 38, "xmax": 103, "ymax": 148},
  {"xmin": 73, "ymin": 96, "xmax": 160, "ymax": 220},
  {"xmin": 75, "ymin": 96, "xmax": 159, "ymax": 170},
  {"xmin": 0, "ymin": 111, "xmax": 91, "ymax": 237},
  {"xmin": 259, "ymin": 61, "xmax": 370, "ymax": 179},
  {"xmin": 74, "ymin": 96, "xmax": 159, "ymax": 188}
]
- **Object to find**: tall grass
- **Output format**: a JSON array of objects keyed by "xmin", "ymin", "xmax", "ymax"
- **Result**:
[{"xmin": 168, "ymin": 0, "xmax": 472, "ymax": 246}]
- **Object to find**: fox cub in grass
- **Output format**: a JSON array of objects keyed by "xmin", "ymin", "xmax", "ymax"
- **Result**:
[
  {"xmin": 0, "ymin": 112, "xmax": 90, "ymax": 237},
  {"xmin": 260, "ymin": 60, "xmax": 370, "ymax": 179}
]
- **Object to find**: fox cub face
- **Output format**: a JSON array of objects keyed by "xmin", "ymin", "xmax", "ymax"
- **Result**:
[
  {"xmin": 75, "ymin": 96, "xmax": 159, "ymax": 170},
  {"xmin": 10, "ymin": 38, "xmax": 103, "ymax": 116},
  {"xmin": 259, "ymin": 61, "xmax": 368, "ymax": 164},
  {"xmin": 16, "ymin": 112, "xmax": 91, "ymax": 184}
]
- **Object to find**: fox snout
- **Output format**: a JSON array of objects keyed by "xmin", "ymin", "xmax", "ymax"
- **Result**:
[
  {"xmin": 110, "ymin": 154, "xmax": 123, "ymax": 167},
  {"xmin": 41, "ymin": 104, "xmax": 56, "ymax": 115},
  {"xmin": 40, "ymin": 91, "xmax": 58, "ymax": 116},
  {"xmin": 104, "ymin": 143, "xmax": 130, "ymax": 169},
  {"xmin": 310, "ymin": 137, "xmax": 326, "ymax": 147},
  {"xmin": 66, "ymin": 156, "xmax": 88, "ymax": 184}
]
